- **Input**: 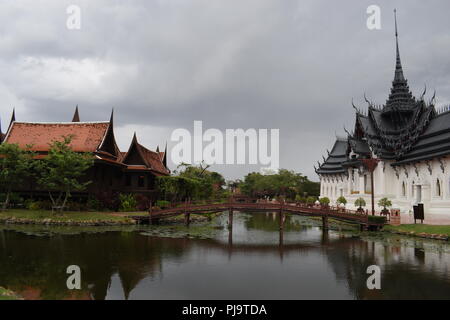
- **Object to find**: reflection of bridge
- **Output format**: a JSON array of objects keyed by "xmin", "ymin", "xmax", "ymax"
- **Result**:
[{"xmin": 131, "ymin": 201, "xmax": 384, "ymax": 230}]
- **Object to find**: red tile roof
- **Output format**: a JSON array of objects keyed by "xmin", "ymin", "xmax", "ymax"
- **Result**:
[
  {"xmin": 5, "ymin": 122, "xmax": 110, "ymax": 152},
  {"xmin": 138, "ymin": 143, "xmax": 170, "ymax": 175}
]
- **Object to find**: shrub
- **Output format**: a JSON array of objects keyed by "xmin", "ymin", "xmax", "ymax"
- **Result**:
[
  {"xmin": 156, "ymin": 200, "xmax": 171, "ymax": 209},
  {"xmin": 368, "ymin": 215, "xmax": 387, "ymax": 224},
  {"xmin": 119, "ymin": 193, "xmax": 137, "ymax": 212},
  {"xmin": 26, "ymin": 201, "xmax": 42, "ymax": 211},
  {"xmin": 66, "ymin": 200, "xmax": 87, "ymax": 212},
  {"xmin": 87, "ymin": 196, "xmax": 102, "ymax": 211},
  {"xmin": 135, "ymin": 194, "xmax": 151, "ymax": 211},
  {"xmin": 0, "ymin": 193, "xmax": 24, "ymax": 207},
  {"xmin": 25, "ymin": 200, "xmax": 52, "ymax": 211},
  {"xmin": 306, "ymin": 196, "xmax": 316, "ymax": 204},
  {"xmin": 337, "ymin": 196, "xmax": 347, "ymax": 205},
  {"xmin": 319, "ymin": 197, "xmax": 330, "ymax": 206},
  {"xmin": 96, "ymin": 191, "xmax": 121, "ymax": 211}
]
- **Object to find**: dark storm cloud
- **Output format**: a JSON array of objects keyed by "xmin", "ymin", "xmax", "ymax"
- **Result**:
[{"xmin": 1, "ymin": 0, "xmax": 450, "ymax": 180}]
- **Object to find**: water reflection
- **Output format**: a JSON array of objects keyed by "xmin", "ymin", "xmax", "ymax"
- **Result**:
[{"xmin": 0, "ymin": 212, "xmax": 449, "ymax": 299}]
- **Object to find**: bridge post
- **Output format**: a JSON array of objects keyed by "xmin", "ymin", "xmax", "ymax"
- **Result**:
[
  {"xmin": 184, "ymin": 198, "xmax": 190, "ymax": 226},
  {"xmin": 279, "ymin": 201, "xmax": 285, "ymax": 230},
  {"xmin": 184, "ymin": 212, "xmax": 190, "ymax": 226},
  {"xmin": 228, "ymin": 209, "xmax": 233, "ymax": 229},
  {"xmin": 149, "ymin": 203, "xmax": 158, "ymax": 225},
  {"xmin": 322, "ymin": 215, "xmax": 329, "ymax": 230}
]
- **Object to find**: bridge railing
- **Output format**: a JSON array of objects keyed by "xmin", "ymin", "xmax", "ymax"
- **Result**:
[{"xmin": 148, "ymin": 198, "xmax": 378, "ymax": 224}]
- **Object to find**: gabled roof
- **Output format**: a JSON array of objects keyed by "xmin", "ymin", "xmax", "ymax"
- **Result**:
[
  {"xmin": 394, "ymin": 111, "xmax": 450, "ymax": 165},
  {"xmin": 121, "ymin": 133, "xmax": 170, "ymax": 175},
  {"xmin": 4, "ymin": 121, "xmax": 110, "ymax": 152},
  {"xmin": 315, "ymin": 138, "xmax": 348, "ymax": 175}
]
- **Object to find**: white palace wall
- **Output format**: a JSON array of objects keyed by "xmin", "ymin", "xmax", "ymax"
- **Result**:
[{"xmin": 319, "ymin": 157, "xmax": 450, "ymax": 215}]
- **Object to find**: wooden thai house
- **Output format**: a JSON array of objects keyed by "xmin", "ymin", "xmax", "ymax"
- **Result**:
[{"xmin": 0, "ymin": 107, "xmax": 170, "ymax": 199}]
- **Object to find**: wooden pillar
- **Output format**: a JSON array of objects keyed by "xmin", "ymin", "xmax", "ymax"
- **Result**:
[
  {"xmin": 183, "ymin": 198, "xmax": 190, "ymax": 226},
  {"xmin": 279, "ymin": 228, "xmax": 284, "ymax": 246},
  {"xmin": 228, "ymin": 209, "xmax": 233, "ymax": 229},
  {"xmin": 149, "ymin": 204, "xmax": 153, "ymax": 225},
  {"xmin": 322, "ymin": 215, "xmax": 329, "ymax": 230},
  {"xmin": 370, "ymin": 170, "xmax": 375, "ymax": 216},
  {"xmin": 184, "ymin": 212, "xmax": 190, "ymax": 226},
  {"xmin": 279, "ymin": 201, "xmax": 285, "ymax": 230},
  {"xmin": 321, "ymin": 228, "xmax": 329, "ymax": 244}
]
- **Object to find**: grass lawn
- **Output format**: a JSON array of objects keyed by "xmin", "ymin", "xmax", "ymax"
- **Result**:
[
  {"xmin": 384, "ymin": 224, "xmax": 450, "ymax": 236},
  {"xmin": 0, "ymin": 209, "xmax": 136, "ymax": 224},
  {"xmin": 0, "ymin": 287, "xmax": 21, "ymax": 300}
]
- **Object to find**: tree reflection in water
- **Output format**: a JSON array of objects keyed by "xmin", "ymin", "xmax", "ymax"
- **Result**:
[{"xmin": 0, "ymin": 213, "xmax": 449, "ymax": 299}]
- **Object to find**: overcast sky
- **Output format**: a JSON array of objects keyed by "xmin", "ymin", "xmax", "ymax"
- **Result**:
[{"xmin": 1, "ymin": 0, "xmax": 450, "ymax": 181}]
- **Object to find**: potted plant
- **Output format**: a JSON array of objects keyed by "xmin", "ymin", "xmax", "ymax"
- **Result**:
[
  {"xmin": 319, "ymin": 197, "xmax": 330, "ymax": 208},
  {"xmin": 306, "ymin": 196, "xmax": 316, "ymax": 207},
  {"xmin": 377, "ymin": 197, "xmax": 392, "ymax": 217},
  {"xmin": 354, "ymin": 197, "xmax": 366, "ymax": 213},
  {"xmin": 336, "ymin": 196, "xmax": 347, "ymax": 211}
]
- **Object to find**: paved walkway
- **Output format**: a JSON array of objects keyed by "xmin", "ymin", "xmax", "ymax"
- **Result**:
[{"xmin": 400, "ymin": 212, "xmax": 450, "ymax": 225}]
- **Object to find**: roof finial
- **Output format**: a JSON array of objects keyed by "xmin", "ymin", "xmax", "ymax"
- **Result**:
[
  {"xmin": 109, "ymin": 108, "xmax": 114, "ymax": 126},
  {"xmin": 420, "ymin": 84, "xmax": 427, "ymax": 100},
  {"xmin": 430, "ymin": 90, "xmax": 436, "ymax": 104},
  {"xmin": 72, "ymin": 105, "xmax": 80, "ymax": 122},
  {"xmin": 393, "ymin": 9, "xmax": 405, "ymax": 82},
  {"xmin": 394, "ymin": 9, "xmax": 398, "ymax": 38},
  {"xmin": 352, "ymin": 98, "xmax": 360, "ymax": 114}
]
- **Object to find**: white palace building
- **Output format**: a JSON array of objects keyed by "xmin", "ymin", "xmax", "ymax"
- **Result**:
[{"xmin": 315, "ymin": 16, "xmax": 450, "ymax": 219}]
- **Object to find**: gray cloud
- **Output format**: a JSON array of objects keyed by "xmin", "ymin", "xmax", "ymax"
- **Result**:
[{"xmin": 1, "ymin": 0, "xmax": 450, "ymax": 181}]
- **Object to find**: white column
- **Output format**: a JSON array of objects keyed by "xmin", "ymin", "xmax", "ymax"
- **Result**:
[
  {"xmin": 347, "ymin": 169, "xmax": 352, "ymax": 196},
  {"xmin": 359, "ymin": 174, "xmax": 365, "ymax": 194},
  {"xmin": 379, "ymin": 162, "xmax": 385, "ymax": 196}
]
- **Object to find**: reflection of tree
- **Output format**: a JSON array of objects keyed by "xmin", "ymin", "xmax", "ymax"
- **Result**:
[
  {"xmin": 244, "ymin": 213, "xmax": 311, "ymax": 232},
  {"xmin": 0, "ymin": 230, "xmax": 189, "ymax": 300},
  {"xmin": 324, "ymin": 237, "xmax": 450, "ymax": 299},
  {"xmin": 2, "ymin": 222, "xmax": 450, "ymax": 300}
]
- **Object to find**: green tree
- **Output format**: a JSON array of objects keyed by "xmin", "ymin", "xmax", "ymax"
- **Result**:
[
  {"xmin": 319, "ymin": 197, "xmax": 330, "ymax": 206},
  {"xmin": 240, "ymin": 169, "xmax": 318, "ymax": 200},
  {"xmin": 37, "ymin": 136, "xmax": 93, "ymax": 212},
  {"xmin": 156, "ymin": 175, "xmax": 200, "ymax": 202},
  {"xmin": 378, "ymin": 197, "xmax": 392, "ymax": 213},
  {"xmin": 0, "ymin": 143, "xmax": 35, "ymax": 210},
  {"xmin": 337, "ymin": 196, "xmax": 347, "ymax": 205},
  {"xmin": 306, "ymin": 196, "xmax": 316, "ymax": 205},
  {"xmin": 354, "ymin": 197, "xmax": 366, "ymax": 209},
  {"xmin": 165, "ymin": 161, "xmax": 225, "ymax": 200}
]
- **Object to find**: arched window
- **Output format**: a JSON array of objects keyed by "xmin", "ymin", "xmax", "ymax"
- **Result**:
[
  {"xmin": 436, "ymin": 178, "xmax": 441, "ymax": 197},
  {"xmin": 402, "ymin": 181, "xmax": 406, "ymax": 197}
]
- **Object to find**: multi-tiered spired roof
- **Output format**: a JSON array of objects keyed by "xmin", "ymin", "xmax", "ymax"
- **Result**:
[{"xmin": 316, "ymin": 10, "xmax": 448, "ymax": 175}]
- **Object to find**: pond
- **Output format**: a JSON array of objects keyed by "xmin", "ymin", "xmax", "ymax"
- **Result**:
[{"xmin": 0, "ymin": 212, "xmax": 449, "ymax": 299}]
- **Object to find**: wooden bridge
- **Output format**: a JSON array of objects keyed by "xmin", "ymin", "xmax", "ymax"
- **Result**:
[{"xmin": 131, "ymin": 200, "xmax": 385, "ymax": 231}]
